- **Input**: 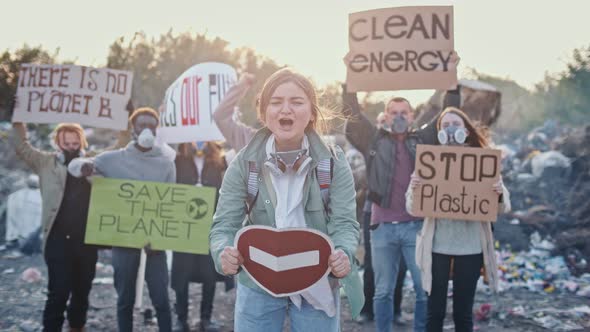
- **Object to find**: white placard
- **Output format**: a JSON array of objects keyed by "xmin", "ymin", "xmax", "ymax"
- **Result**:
[
  {"xmin": 12, "ymin": 64, "xmax": 133, "ymax": 130},
  {"xmin": 158, "ymin": 62, "xmax": 237, "ymax": 143}
]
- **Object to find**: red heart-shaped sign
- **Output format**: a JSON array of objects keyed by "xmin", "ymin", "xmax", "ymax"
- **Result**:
[{"xmin": 235, "ymin": 225, "xmax": 334, "ymax": 297}]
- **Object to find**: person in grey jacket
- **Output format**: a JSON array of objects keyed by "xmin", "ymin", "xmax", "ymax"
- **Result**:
[{"xmin": 73, "ymin": 107, "xmax": 176, "ymax": 332}]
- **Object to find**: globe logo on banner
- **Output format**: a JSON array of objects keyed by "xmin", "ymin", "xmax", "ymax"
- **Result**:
[
  {"xmin": 186, "ymin": 197, "xmax": 209, "ymax": 220},
  {"xmin": 234, "ymin": 226, "xmax": 334, "ymax": 297},
  {"xmin": 159, "ymin": 62, "xmax": 237, "ymax": 143}
]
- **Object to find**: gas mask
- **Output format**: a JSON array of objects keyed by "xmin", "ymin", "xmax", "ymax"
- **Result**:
[
  {"xmin": 437, "ymin": 126, "xmax": 467, "ymax": 145},
  {"xmin": 383, "ymin": 115, "xmax": 409, "ymax": 134},
  {"xmin": 57, "ymin": 149, "xmax": 81, "ymax": 165},
  {"xmin": 392, "ymin": 115, "xmax": 409, "ymax": 134},
  {"xmin": 265, "ymin": 149, "xmax": 310, "ymax": 175},
  {"xmin": 135, "ymin": 128, "xmax": 155, "ymax": 149}
]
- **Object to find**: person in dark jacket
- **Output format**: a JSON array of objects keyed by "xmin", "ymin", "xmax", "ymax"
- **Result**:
[
  {"xmin": 355, "ymin": 113, "xmax": 409, "ymax": 327},
  {"xmin": 342, "ymin": 85, "xmax": 433, "ymax": 332},
  {"xmin": 342, "ymin": 85, "xmax": 461, "ymax": 332},
  {"xmin": 171, "ymin": 142, "xmax": 233, "ymax": 332},
  {"xmin": 12, "ymin": 120, "xmax": 130, "ymax": 332}
]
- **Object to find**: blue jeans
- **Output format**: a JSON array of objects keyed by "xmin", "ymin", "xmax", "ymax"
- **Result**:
[
  {"xmin": 112, "ymin": 247, "xmax": 172, "ymax": 332},
  {"xmin": 371, "ymin": 221, "xmax": 427, "ymax": 332},
  {"xmin": 234, "ymin": 283, "xmax": 340, "ymax": 332}
]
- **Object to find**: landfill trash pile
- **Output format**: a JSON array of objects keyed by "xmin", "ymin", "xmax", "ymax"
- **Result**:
[
  {"xmin": 492, "ymin": 232, "xmax": 589, "ymax": 297},
  {"xmin": 1, "ymin": 253, "xmax": 588, "ymax": 332},
  {"xmin": 453, "ymin": 230, "xmax": 590, "ymax": 331},
  {"xmin": 494, "ymin": 121, "xmax": 590, "ymax": 276}
]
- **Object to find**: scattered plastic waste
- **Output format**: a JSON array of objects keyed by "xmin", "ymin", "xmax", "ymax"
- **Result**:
[
  {"xmin": 92, "ymin": 277, "xmax": 114, "ymax": 285},
  {"xmin": 474, "ymin": 303, "xmax": 492, "ymax": 321},
  {"xmin": 20, "ymin": 267, "xmax": 42, "ymax": 283}
]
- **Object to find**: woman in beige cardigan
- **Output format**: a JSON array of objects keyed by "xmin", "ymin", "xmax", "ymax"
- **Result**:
[{"xmin": 405, "ymin": 107, "xmax": 511, "ymax": 332}]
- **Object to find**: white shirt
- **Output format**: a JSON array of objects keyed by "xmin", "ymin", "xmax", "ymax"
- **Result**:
[
  {"xmin": 264, "ymin": 135, "xmax": 336, "ymax": 317},
  {"xmin": 193, "ymin": 155, "xmax": 205, "ymax": 186}
]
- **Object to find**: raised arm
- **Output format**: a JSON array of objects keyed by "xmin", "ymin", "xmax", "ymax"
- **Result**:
[
  {"xmin": 213, "ymin": 74, "xmax": 257, "ymax": 151},
  {"xmin": 11, "ymin": 122, "xmax": 51, "ymax": 174},
  {"xmin": 341, "ymin": 84, "xmax": 376, "ymax": 156}
]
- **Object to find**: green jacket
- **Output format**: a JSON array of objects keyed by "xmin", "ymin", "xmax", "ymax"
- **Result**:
[{"xmin": 209, "ymin": 127, "xmax": 365, "ymax": 319}]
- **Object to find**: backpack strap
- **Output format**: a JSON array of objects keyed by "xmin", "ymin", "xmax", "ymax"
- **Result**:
[
  {"xmin": 248, "ymin": 156, "xmax": 334, "ymax": 215},
  {"xmin": 245, "ymin": 161, "xmax": 260, "ymax": 215},
  {"xmin": 316, "ymin": 157, "xmax": 334, "ymax": 214}
]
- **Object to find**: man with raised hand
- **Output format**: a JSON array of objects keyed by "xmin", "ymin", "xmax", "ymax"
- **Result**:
[
  {"xmin": 12, "ymin": 118, "xmax": 128, "ymax": 332},
  {"xmin": 341, "ymin": 85, "xmax": 433, "ymax": 332}
]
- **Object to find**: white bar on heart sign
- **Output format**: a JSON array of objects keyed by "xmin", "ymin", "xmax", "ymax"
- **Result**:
[{"xmin": 249, "ymin": 246, "xmax": 319, "ymax": 272}]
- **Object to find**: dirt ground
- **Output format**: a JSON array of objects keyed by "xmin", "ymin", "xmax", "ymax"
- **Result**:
[{"xmin": 1, "ymin": 253, "xmax": 589, "ymax": 332}]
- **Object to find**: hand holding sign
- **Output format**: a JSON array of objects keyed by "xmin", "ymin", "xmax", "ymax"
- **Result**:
[
  {"xmin": 409, "ymin": 172, "xmax": 422, "ymax": 190},
  {"xmin": 329, "ymin": 249, "xmax": 351, "ymax": 278},
  {"xmin": 345, "ymin": 6, "xmax": 458, "ymax": 92},
  {"xmin": 235, "ymin": 226, "xmax": 334, "ymax": 297},
  {"xmin": 85, "ymin": 178, "xmax": 216, "ymax": 254},
  {"xmin": 12, "ymin": 64, "xmax": 133, "ymax": 130},
  {"xmin": 220, "ymin": 246, "xmax": 244, "ymax": 275},
  {"xmin": 411, "ymin": 145, "xmax": 502, "ymax": 222},
  {"xmin": 159, "ymin": 62, "xmax": 237, "ymax": 143},
  {"xmin": 492, "ymin": 179, "xmax": 504, "ymax": 195}
]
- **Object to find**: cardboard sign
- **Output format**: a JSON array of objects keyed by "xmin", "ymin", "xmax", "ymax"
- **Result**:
[
  {"xmin": 158, "ymin": 62, "xmax": 237, "ymax": 143},
  {"xmin": 235, "ymin": 226, "xmax": 334, "ymax": 297},
  {"xmin": 411, "ymin": 145, "xmax": 501, "ymax": 222},
  {"xmin": 85, "ymin": 178, "xmax": 216, "ymax": 254},
  {"xmin": 345, "ymin": 6, "xmax": 458, "ymax": 92},
  {"xmin": 12, "ymin": 64, "xmax": 133, "ymax": 130}
]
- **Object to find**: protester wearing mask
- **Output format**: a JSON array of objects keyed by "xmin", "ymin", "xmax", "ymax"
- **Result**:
[
  {"xmin": 171, "ymin": 141, "xmax": 232, "ymax": 332},
  {"xmin": 406, "ymin": 107, "xmax": 511, "ymax": 332},
  {"xmin": 342, "ymin": 85, "xmax": 437, "ymax": 332},
  {"xmin": 210, "ymin": 68, "xmax": 364, "ymax": 331},
  {"xmin": 355, "ymin": 111, "xmax": 410, "ymax": 327},
  {"xmin": 70, "ymin": 108, "xmax": 176, "ymax": 332},
  {"xmin": 11, "ymin": 120, "xmax": 129, "ymax": 332}
]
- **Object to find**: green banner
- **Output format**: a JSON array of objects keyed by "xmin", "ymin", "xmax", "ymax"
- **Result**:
[{"xmin": 85, "ymin": 177, "xmax": 216, "ymax": 254}]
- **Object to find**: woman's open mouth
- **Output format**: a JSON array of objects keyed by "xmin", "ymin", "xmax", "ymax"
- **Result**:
[{"xmin": 279, "ymin": 118, "xmax": 294, "ymax": 128}]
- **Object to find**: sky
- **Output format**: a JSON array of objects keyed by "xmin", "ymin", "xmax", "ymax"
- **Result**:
[{"xmin": 2, "ymin": 0, "xmax": 589, "ymax": 105}]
